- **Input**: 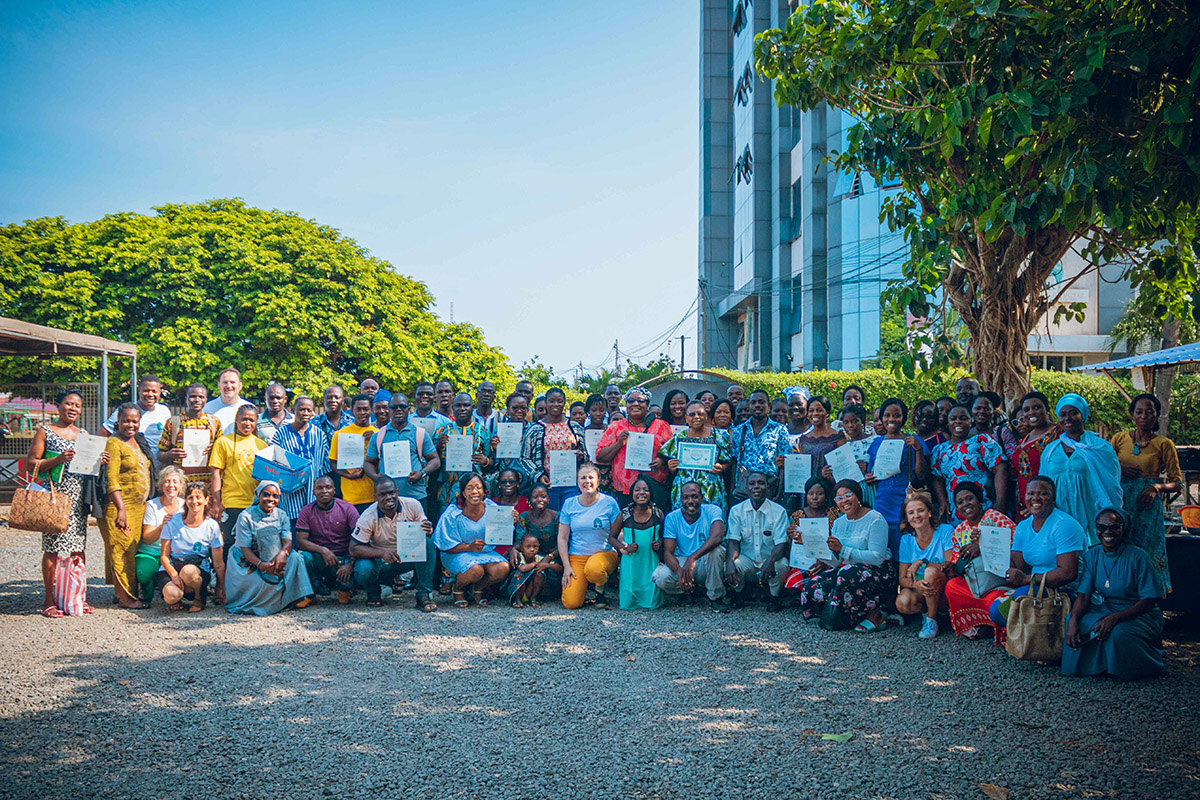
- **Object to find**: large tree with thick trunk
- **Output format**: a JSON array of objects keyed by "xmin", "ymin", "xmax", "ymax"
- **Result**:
[{"xmin": 756, "ymin": 0, "xmax": 1199, "ymax": 404}]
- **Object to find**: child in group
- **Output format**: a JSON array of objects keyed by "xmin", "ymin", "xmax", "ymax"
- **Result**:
[
  {"xmin": 156, "ymin": 481, "xmax": 226, "ymax": 612},
  {"xmin": 504, "ymin": 533, "xmax": 558, "ymax": 607}
]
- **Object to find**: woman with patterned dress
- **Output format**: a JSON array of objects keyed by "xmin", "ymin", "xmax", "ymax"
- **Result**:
[
  {"xmin": 102, "ymin": 403, "xmax": 158, "ymax": 609},
  {"xmin": 783, "ymin": 476, "xmax": 840, "ymax": 591},
  {"xmin": 1012, "ymin": 391, "xmax": 1059, "ymax": 519},
  {"xmin": 942, "ymin": 481, "xmax": 1017, "ymax": 642},
  {"xmin": 930, "ymin": 404, "xmax": 1008, "ymax": 522},
  {"xmin": 659, "ymin": 401, "xmax": 732, "ymax": 513},
  {"xmin": 795, "ymin": 396, "xmax": 846, "ymax": 485},
  {"xmin": 521, "ymin": 387, "xmax": 587, "ymax": 511},
  {"xmin": 25, "ymin": 389, "xmax": 106, "ymax": 617},
  {"xmin": 1110, "ymin": 393, "xmax": 1181, "ymax": 597}
]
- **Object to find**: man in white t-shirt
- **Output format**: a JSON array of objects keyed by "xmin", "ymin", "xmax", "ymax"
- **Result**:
[
  {"xmin": 203, "ymin": 366, "xmax": 254, "ymax": 434},
  {"xmin": 101, "ymin": 373, "xmax": 172, "ymax": 443},
  {"xmin": 652, "ymin": 482, "xmax": 729, "ymax": 611}
]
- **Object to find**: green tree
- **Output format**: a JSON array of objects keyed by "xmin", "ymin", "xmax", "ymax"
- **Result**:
[
  {"xmin": 518, "ymin": 355, "xmax": 559, "ymax": 387},
  {"xmin": 756, "ymin": 0, "xmax": 1200, "ymax": 404},
  {"xmin": 0, "ymin": 199, "xmax": 513, "ymax": 399},
  {"xmin": 860, "ymin": 306, "xmax": 909, "ymax": 368}
]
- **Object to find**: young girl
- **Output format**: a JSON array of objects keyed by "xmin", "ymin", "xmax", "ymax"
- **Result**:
[
  {"xmin": 513, "ymin": 485, "xmax": 561, "ymax": 596},
  {"xmin": 840, "ymin": 404, "xmax": 879, "ymax": 506},
  {"xmin": 610, "ymin": 476, "xmax": 664, "ymax": 609},
  {"xmin": 492, "ymin": 468, "xmax": 529, "ymax": 556},
  {"xmin": 156, "ymin": 482, "xmax": 226, "ymax": 612},
  {"xmin": 504, "ymin": 533, "xmax": 556, "ymax": 607}
]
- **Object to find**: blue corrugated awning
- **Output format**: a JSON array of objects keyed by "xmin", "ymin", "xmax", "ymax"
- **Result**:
[{"xmin": 1071, "ymin": 341, "xmax": 1200, "ymax": 371}]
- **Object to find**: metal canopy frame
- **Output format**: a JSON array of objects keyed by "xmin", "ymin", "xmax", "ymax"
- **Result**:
[{"xmin": 0, "ymin": 316, "xmax": 137, "ymax": 422}]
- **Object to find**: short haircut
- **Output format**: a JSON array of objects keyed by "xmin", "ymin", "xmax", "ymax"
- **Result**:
[
  {"xmin": 349, "ymin": 393, "xmax": 372, "ymax": 408},
  {"xmin": 138, "ymin": 373, "xmax": 161, "ymax": 387},
  {"xmin": 216, "ymin": 367, "xmax": 241, "ymax": 382},
  {"xmin": 413, "ymin": 381, "xmax": 435, "ymax": 393}
]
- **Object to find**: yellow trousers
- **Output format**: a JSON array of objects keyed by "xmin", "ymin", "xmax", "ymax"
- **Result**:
[
  {"xmin": 561, "ymin": 551, "xmax": 620, "ymax": 610},
  {"xmin": 100, "ymin": 501, "xmax": 143, "ymax": 596}
]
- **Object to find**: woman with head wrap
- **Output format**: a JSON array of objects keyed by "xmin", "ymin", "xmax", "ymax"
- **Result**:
[
  {"xmin": 594, "ymin": 386, "xmax": 674, "ymax": 509},
  {"xmin": 1038, "ymin": 394, "xmax": 1122, "ymax": 547},
  {"xmin": 224, "ymin": 480, "xmax": 315, "ymax": 615}
]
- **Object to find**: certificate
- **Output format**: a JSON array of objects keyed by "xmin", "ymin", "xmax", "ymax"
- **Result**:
[
  {"xmin": 445, "ymin": 433, "xmax": 474, "ymax": 473},
  {"xmin": 336, "ymin": 431, "xmax": 366, "ymax": 470},
  {"xmin": 412, "ymin": 416, "xmax": 440, "ymax": 436},
  {"xmin": 381, "ymin": 440, "xmax": 412, "ymax": 479},
  {"xmin": 677, "ymin": 441, "xmax": 716, "ymax": 471},
  {"xmin": 623, "ymin": 432, "xmax": 655, "ymax": 472},
  {"xmin": 584, "ymin": 429, "xmax": 604, "ymax": 460},
  {"xmin": 978, "ymin": 525, "xmax": 1011, "ymax": 576},
  {"xmin": 782, "ymin": 453, "xmax": 812, "ymax": 494},
  {"xmin": 824, "ymin": 442, "xmax": 865, "ymax": 484},
  {"xmin": 66, "ymin": 433, "xmax": 105, "ymax": 477},
  {"xmin": 495, "ymin": 422, "xmax": 523, "ymax": 459},
  {"xmin": 395, "ymin": 521, "xmax": 426, "ymax": 562},
  {"xmin": 799, "ymin": 517, "xmax": 835, "ymax": 562},
  {"xmin": 871, "ymin": 439, "xmax": 905, "ymax": 480},
  {"xmin": 670, "ymin": 425, "xmax": 689, "ymax": 437},
  {"xmin": 548, "ymin": 449, "xmax": 577, "ymax": 488},
  {"xmin": 788, "ymin": 541, "xmax": 814, "ymax": 570},
  {"xmin": 484, "ymin": 504, "xmax": 514, "ymax": 546},
  {"xmin": 181, "ymin": 428, "xmax": 209, "ymax": 468}
]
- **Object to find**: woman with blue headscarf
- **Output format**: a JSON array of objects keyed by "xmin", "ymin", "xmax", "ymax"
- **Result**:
[
  {"xmin": 1038, "ymin": 394, "xmax": 1122, "ymax": 547},
  {"xmin": 224, "ymin": 480, "xmax": 315, "ymax": 615}
]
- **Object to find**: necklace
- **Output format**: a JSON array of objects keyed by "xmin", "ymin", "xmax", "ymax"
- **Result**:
[
  {"xmin": 1131, "ymin": 431, "xmax": 1153, "ymax": 456},
  {"xmin": 1099, "ymin": 549, "xmax": 1119, "ymax": 590}
]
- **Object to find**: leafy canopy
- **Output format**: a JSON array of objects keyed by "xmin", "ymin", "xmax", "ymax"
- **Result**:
[
  {"xmin": 0, "ymin": 199, "xmax": 513, "ymax": 399},
  {"xmin": 756, "ymin": 0, "xmax": 1200, "ymax": 401}
]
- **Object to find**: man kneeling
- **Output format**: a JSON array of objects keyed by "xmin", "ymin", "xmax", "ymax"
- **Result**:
[
  {"xmin": 724, "ymin": 472, "xmax": 790, "ymax": 610},
  {"xmin": 349, "ymin": 477, "xmax": 437, "ymax": 612},
  {"xmin": 295, "ymin": 475, "xmax": 359, "ymax": 604},
  {"xmin": 652, "ymin": 482, "xmax": 728, "ymax": 612}
]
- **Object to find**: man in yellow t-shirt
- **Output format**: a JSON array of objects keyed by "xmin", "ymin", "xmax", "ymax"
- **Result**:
[
  {"xmin": 330, "ymin": 393, "xmax": 378, "ymax": 512},
  {"xmin": 210, "ymin": 404, "xmax": 269, "ymax": 550}
]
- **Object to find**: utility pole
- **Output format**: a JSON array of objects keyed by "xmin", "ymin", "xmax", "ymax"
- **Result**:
[
  {"xmin": 679, "ymin": 335, "xmax": 688, "ymax": 374},
  {"xmin": 613, "ymin": 340, "xmax": 620, "ymax": 377}
]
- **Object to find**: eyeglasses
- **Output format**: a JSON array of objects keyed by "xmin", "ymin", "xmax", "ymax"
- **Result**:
[{"xmin": 390, "ymin": 404, "xmax": 409, "ymax": 411}]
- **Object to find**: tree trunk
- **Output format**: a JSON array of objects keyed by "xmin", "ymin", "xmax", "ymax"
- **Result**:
[{"xmin": 1155, "ymin": 315, "xmax": 1180, "ymax": 437}]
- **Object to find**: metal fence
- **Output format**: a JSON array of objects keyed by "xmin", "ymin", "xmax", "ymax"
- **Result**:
[{"xmin": 0, "ymin": 383, "xmax": 101, "ymax": 464}]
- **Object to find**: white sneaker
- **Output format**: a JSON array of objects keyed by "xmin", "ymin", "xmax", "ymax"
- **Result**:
[{"xmin": 918, "ymin": 617, "xmax": 939, "ymax": 639}]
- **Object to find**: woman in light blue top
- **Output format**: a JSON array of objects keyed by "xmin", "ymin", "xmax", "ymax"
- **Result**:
[
  {"xmin": 1038, "ymin": 393, "xmax": 1122, "ymax": 547},
  {"xmin": 895, "ymin": 492, "xmax": 955, "ymax": 639},
  {"xmin": 1063, "ymin": 507, "xmax": 1163, "ymax": 680},
  {"xmin": 224, "ymin": 480, "xmax": 315, "ymax": 616},
  {"xmin": 433, "ymin": 473, "xmax": 511, "ymax": 607},
  {"xmin": 988, "ymin": 476, "xmax": 1084, "ymax": 628},
  {"xmin": 557, "ymin": 463, "xmax": 622, "ymax": 610}
]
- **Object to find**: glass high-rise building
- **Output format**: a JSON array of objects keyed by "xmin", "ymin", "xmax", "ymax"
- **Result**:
[{"xmin": 699, "ymin": 0, "xmax": 906, "ymax": 372}]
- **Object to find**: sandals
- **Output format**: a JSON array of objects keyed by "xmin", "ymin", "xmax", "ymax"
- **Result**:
[
  {"xmin": 418, "ymin": 597, "xmax": 438, "ymax": 613},
  {"xmin": 452, "ymin": 591, "xmax": 468, "ymax": 608},
  {"xmin": 854, "ymin": 617, "xmax": 886, "ymax": 633},
  {"xmin": 166, "ymin": 602, "xmax": 184, "ymax": 612},
  {"xmin": 477, "ymin": 598, "xmax": 490, "ymax": 607},
  {"xmin": 82, "ymin": 604, "xmax": 96, "ymax": 614},
  {"xmin": 188, "ymin": 600, "xmax": 205, "ymax": 613},
  {"xmin": 293, "ymin": 597, "xmax": 313, "ymax": 609},
  {"xmin": 41, "ymin": 605, "xmax": 64, "ymax": 618}
]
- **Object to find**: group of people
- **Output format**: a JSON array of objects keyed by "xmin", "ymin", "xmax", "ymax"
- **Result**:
[{"xmin": 24, "ymin": 369, "xmax": 1180, "ymax": 680}]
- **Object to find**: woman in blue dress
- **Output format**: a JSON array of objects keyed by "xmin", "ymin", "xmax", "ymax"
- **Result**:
[
  {"xmin": 224, "ymin": 480, "xmax": 314, "ymax": 615},
  {"xmin": 865, "ymin": 397, "xmax": 929, "ymax": 559},
  {"xmin": 1063, "ymin": 507, "xmax": 1163, "ymax": 680},
  {"xmin": 433, "ymin": 473, "xmax": 511, "ymax": 607},
  {"xmin": 1038, "ymin": 393, "xmax": 1122, "ymax": 547}
]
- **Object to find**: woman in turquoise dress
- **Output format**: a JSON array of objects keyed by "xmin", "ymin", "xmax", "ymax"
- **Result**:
[
  {"xmin": 658, "ymin": 401, "xmax": 731, "ymax": 513},
  {"xmin": 224, "ymin": 480, "xmax": 315, "ymax": 615},
  {"xmin": 1063, "ymin": 507, "xmax": 1163, "ymax": 680},
  {"xmin": 432, "ymin": 473, "xmax": 511, "ymax": 607},
  {"xmin": 609, "ymin": 477, "xmax": 664, "ymax": 609},
  {"xmin": 1039, "ymin": 393, "xmax": 1122, "ymax": 547}
]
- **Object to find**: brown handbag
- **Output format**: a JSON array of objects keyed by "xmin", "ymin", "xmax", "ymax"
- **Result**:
[
  {"xmin": 1004, "ymin": 573, "xmax": 1068, "ymax": 663},
  {"xmin": 8, "ymin": 464, "xmax": 72, "ymax": 535}
]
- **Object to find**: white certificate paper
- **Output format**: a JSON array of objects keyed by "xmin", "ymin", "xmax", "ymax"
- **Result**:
[
  {"xmin": 799, "ymin": 517, "xmax": 835, "ymax": 562},
  {"xmin": 825, "ymin": 442, "xmax": 865, "ymax": 484},
  {"xmin": 978, "ymin": 525, "xmax": 1011, "ymax": 576},
  {"xmin": 548, "ymin": 449, "xmax": 577, "ymax": 488},
  {"xmin": 412, "ymin": 416, "xmax": 440, "ymax": 436},
  {"xmin": 395, "ymin": 521, "xmax": 426, "ymax": 562},
  {"xmin": 495, "ymin": 422, "xmax": 523, "ymax": 459},
  {"xmin": 67, "ymin": 433, "xmax": 105, "ymax": 477},
  {"xmin": 624, "ymin": 432, "xmax": 654, "ymax": 472},
  {"xmin": 181, "ymin": 428, "xmax": 209, "ymax": 468},
  {"xmin": 381, "ymin": 440, "xmax": 412, "ymax": 478},
  {"xmin": 484, "ymin": 504, "xmax": 514, "ymax": 546},
  {"xmin": 872, "ymin": 438, "xmax": 905, "ymax": 480},
  {"xmin": 782, "ymin": 453, "xmax": 812, "ymax": 494},
  {"xmin": 584, "ymin": 429, "xmax": 604, "ymax": 460},
  {"xmin": 789, "ymin": 540, "xmax": 813, "ymax": 570},
  {"xmin": 336, "ymin": 431, "xmax": 366, "ymax": 470},
  {"xmin": 445, "ymin": 433, "xmax": 474, "ymax": 473},
  {"xmin": 670, "ymin": 425, "xmax": 688, "ymax": 437},
  {"xmin": 677, "ymin": 441, "xmax": 716, "ymax": 471}
]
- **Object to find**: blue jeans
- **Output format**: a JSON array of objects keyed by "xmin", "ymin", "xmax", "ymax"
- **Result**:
[
  {"xmin": 352, "ymin": 536, "xmax": 437, "ymax": 601},
  {"xmin": 300, "ymin": 550, "xmax": 353, "ymax": 593}
]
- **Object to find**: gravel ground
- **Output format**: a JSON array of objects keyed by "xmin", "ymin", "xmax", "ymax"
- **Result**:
[{"xmin": 0, "ymin": 523, "xmax": 1198, "ymax": 800}]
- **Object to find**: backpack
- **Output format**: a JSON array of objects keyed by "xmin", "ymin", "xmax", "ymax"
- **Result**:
[{"xmin": 372, "ymin": 424, "xmax": 427, "ymax": 469}]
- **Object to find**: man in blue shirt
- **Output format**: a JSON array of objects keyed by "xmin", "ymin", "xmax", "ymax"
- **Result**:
[
  {"xmin": 363, "ymin": 392, "xmax": 441, "ymax": 519},
  {"xmin": 652, "ymin": 482, "xmax": 729, "ymax": 612},
  {"xmin": 731, "ymin": 389, "xmax": 790, "ymax": 502}
]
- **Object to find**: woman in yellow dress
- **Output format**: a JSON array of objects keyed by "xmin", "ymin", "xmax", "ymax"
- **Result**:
[{"xmin": 102, "ymin": 403, "xmax": 158, "ymax": 608}]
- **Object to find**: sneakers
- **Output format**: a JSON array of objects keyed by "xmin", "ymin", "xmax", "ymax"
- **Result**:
[{"xmin": 918, "ymin": 617, "xmax": 939, "ymax": 639}]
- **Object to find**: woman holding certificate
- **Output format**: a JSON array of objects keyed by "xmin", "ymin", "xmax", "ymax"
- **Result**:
[
  {"xmin": 25, "ymin": 388, "xmax": 108, "ymax": 617},
  {"xmin": 595, "ymin": 387, "xmax": 674, "ymax": 510},
  {"xmin": 521, "ymin": 387, "xmax": 587, "ymax": 511},
  {"xmin": 865, "ymin": 398, "xmax": 929, "ymax": 559},
  {"xmin": 658, "ymin": 401, "xmax": 731, "ymax": 512},
  {"xmin": 432, "ymin": 473, "xmax": 511, "ymax": 607},
  {"xmin": 101, "ymin": 403, "xmax": 159, "ymax": 609},
  {"xmin": 942, "ymin": 482, "xmax": 1017, "ymax": 642},
  {"xmin": 782, "ymin": 476, "xmax": 840, "ymax": 591},
  {"xmin": 794, "ymin": 396, "xmax": 846, "ymax": 484}
]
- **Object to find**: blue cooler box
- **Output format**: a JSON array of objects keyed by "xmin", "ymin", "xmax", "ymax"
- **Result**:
[{"xmin": 251, "ymin": 445, "xmax": 312, "ymax": 494}]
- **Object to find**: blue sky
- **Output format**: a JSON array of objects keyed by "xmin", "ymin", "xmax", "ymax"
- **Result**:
[{"xmin": 0, "ymin": 0, "xmax": 700, "ymax": 378}]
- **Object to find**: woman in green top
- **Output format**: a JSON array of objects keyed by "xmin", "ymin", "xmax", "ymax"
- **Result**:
[
  {"xmin": 609, "ymin": 477, "xmax": 664, "ymax": 609},
  {"xmin": 658, "ymin": 401, "xmax": 732, "ymax": 513},
  {"xmin": 139, "ymin": 466, "xmax": 186, "ymax": 605}
]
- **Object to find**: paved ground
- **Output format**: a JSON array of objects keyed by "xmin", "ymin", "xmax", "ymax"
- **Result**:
[{"xmin": 0, "ymin": 524, "xmax": 1198, "ymax": 800}]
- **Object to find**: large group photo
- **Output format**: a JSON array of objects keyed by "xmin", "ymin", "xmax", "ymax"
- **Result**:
[{"xmin": 3, "ymin": 1, "xmax": 1200, "ymax": 798}]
